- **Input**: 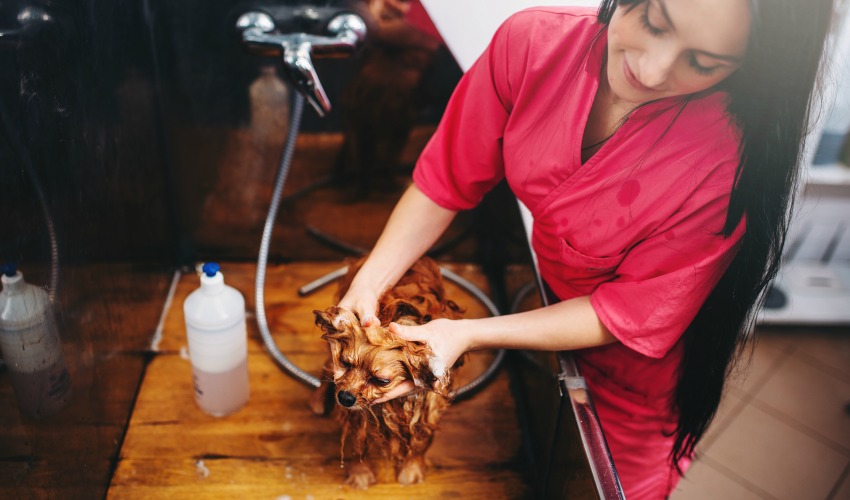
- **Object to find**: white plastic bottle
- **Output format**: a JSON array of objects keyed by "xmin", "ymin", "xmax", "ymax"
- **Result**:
[
  {"xmin": 0, "ymin": 263, "xmax": 71, "ymax": 418},
  {"xmin": 183, "ymin": 262, "xmax": 250, "ymax": 416}
]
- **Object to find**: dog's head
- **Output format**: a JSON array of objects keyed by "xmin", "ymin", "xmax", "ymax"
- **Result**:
[{"xmin": 313, "ymin": 306, "xmax": 451, "ymax": 409}]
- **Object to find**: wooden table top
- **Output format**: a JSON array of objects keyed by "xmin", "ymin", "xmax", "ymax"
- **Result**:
[{"xmin": 108, "ymin": 261, "xmax": 532, "ymax": 499}]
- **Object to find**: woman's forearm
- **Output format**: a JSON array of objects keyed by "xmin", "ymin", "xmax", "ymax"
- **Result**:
[
  {"xmin": 350, "ymin": 183, "xmax": 457, "ymax": 296},
  {"xmin": 389, "ymin": 295, "xmax": 618, "ymax": 380},
  {"xmin": 465, "ymin": 296, "xmax": 617, "ymax": 352}
]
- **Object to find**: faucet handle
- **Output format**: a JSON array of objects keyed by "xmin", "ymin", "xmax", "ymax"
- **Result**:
[
  {"xmin": 236, "ymin": 11, "xmax": 280, "ymax": 57},
  {"xmin": 235, "ymin": 10, "xmax": 274, "ymax": 35},
  {"xmin": 282, "ymin": 40, "xmax": 332, "ymax": 116},
  {"xmin": 326, "ymin": 13, "xmax": 367, "ymax": 49},
  {"xmin": 299, "ymin": 12, "xmax": 367, "ymax": 58}
]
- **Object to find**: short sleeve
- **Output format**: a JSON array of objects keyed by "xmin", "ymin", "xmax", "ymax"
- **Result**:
[
  {"xmin": 412, "ymin": 13, "xmax": 524, "ymax": 210},
  {"xmin": 590, "ymin": 166, "xmax": 745, "ymax": 359}
]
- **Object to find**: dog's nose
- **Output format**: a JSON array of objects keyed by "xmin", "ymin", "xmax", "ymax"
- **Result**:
[{"xmin": 337, "ymin": 390, "xmax": 357, "ymax": 407}]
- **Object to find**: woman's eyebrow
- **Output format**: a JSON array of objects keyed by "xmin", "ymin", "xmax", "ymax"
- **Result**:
[
  {"xmin": 658, "ymin": 0, "xmax": 745, "ymax": 64},
  {"xmin": 697, "ymin": 50, "xmax": 744, "ymax": 64}
]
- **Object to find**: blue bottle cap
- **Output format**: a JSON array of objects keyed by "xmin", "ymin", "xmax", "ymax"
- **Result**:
[
  {"xmin": 1, "ymin": 262, "xmax": 17, "ymax": 277},
  {"xmin": 201, "ymin": 262, "xmax": 220, "ymax": 277}
]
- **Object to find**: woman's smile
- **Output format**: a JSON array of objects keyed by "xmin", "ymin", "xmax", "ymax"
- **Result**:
[{"xmin": 622, "ymin": 56, "xmax": 655, "ymax": 93}]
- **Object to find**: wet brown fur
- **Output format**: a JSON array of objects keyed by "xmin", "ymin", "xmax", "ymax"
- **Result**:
[{"xmin": 311, "ymin": 257, "xmax": 463, "ymax": 488}]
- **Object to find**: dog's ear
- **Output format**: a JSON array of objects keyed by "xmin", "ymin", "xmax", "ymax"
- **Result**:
[
  {"xmin": 314, "ymin": 306, "xmax": 358, "ymax": 338},
  {"xmin": 314, "ymin": 308, "xmax": 348, "ymax": 364},
  {"xmin": 313, "ymin": 308, "xmax": 340, "ymax": 336}
]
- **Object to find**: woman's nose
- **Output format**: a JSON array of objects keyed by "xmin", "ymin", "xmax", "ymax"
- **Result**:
[{"xmin": 640, "ymin": 45, "xmax": 677, "ymax": 89}]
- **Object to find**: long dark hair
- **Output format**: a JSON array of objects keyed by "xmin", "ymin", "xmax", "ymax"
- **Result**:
[{"xmin": 597, "ymin": 0, "xmax": 834, "ymax": 467}]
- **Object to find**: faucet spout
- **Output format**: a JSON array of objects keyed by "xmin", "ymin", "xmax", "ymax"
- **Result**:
[{"xmin": 236, "ymin": 10, "xmax": 367, "ymax": 116}]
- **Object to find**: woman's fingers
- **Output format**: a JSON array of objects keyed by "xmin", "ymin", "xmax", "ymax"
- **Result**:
[
  {"xmin": 338, "ymin": 290, "xmax": 379, "ymax": 328},
  {"xmin": 388, "ymin": 321, "xmax": 421, "ymax": 341},
  {"xmin": 372, "ymin": 380, "xmax": 416, "ymax": 404},
  {"xmin": 360, "ymin": 313, "xmax": 380, "ymax": 327}
]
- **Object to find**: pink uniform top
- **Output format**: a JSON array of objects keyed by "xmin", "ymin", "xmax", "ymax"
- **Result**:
[{"xmin": 413, "ymin": 6, "xmax": 745, "ymax": 498}]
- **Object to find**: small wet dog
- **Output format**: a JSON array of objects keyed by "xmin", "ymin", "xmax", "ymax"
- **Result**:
[{"xmin": 311, "ymin": 257, "xmax": 463, "ymax": 489}]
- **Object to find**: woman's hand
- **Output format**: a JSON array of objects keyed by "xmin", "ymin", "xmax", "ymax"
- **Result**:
[
  {"xmin": 390, "ymin": 318, "xmax": 470, "ymax": 373},
  {"xmin": 372, "ymin": 318, "xmax": 472, "ymax": 404},
  {"xmin": 337, "ymin": 185, "xmax": 457, "ymax": 328},
  {"xmin": 337, "ymin": 282, "xmax": 381, "ymax": 327}
]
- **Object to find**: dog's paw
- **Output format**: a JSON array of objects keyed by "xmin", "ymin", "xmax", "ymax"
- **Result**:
[
  {"xmin": 397, "ymin": 458, "xmax": 426, "ymax": 485},
  {"xmin": 344, "ymin": 462, "xmax": 376, "ymax": 490}
]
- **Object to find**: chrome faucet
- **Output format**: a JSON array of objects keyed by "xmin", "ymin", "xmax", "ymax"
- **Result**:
[{"xmin": 236, "ymin": 9, "xmax": 367, "ymax": 117}]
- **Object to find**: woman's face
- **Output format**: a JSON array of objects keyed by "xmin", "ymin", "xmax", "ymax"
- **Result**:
[{"xmin": 606, "ymin": 0, "xmax": 751, "ymax": 105}]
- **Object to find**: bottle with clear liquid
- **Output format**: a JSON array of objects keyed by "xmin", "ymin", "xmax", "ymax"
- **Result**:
[
  {"xmin": 184, "ymin": 263, "xmax": 250, "ymax": 416},
  {"xmin": 0, "ymin": 263, "xmax": 71, "ymax": 418}
]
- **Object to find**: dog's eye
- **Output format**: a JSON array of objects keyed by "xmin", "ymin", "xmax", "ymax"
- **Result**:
[
  {"xmin": 339, "ymin": 358, "xmax": 352, "ymax": 369},
  {"xmin": 370, "ymin": 377, "xmax": 391, "ymax": 387}
]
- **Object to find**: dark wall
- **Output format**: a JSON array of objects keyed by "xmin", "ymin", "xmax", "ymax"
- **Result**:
[
  {"xmin": 1, "ymin": 0, "xmax": 174, "ymax": 265},
  {"xmin": 0, "ymin": 0, "xmax": 468, "ymax": 267},
  {"xmin": 0, "ymin": 1, "xmax": 174, "ymax": 497}
]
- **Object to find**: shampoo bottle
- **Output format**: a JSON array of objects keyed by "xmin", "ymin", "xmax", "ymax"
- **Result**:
[
  {"xmin": 0, "ymin": 263, "xmax": 71, "ymax": 418},
  {"xmin": 184, "ymin": 263, "xmax": 250, "ymax": 416}
]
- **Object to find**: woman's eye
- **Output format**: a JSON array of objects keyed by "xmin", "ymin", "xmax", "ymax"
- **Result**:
[
  {"xmin": 371, "ymin": 377, "xmax": 391, "ymax": 387},
  {"xmin": 688, "ymin": 54, "xmax": 719, "ymax": 76},
  {"xmin": 640, "ymin": 3, "xmax": 665, "ymax": 37}
]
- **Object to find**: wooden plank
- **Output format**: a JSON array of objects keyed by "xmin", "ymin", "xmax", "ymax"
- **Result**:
[
  {"xmin": 113, "ymin": 262, "xmax": 530, "ymax": 498},
  {"xmin": 119, "ymin": 353, "xmax": 518, "ymax": 463},
  {"xmin": 155, "ymin": 262, "xmax": 339, "ymax": 354},
  {"xmin": 109, "ymin": 457, "xmax": 530, "ymax": 499}
]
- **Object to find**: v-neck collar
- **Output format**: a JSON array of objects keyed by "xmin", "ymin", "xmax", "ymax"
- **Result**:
[{"xmin": 576, "ymin": 28, "xmax": 621, "ymax": 168}]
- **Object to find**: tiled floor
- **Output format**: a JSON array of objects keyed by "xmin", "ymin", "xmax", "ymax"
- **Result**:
[{"xmin": 671, "ymin": 326, "xmax": 850, "ymax": 500}]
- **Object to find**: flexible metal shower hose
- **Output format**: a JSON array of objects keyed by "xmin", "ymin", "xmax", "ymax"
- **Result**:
[{"xmin": 254, "ymin": 92, "xmax": 505, "ymax": 400}]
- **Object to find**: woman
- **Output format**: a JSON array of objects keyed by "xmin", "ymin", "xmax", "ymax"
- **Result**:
[{"xmin": 337, "ymin": 0, "xmax": 834, "ymax": 497}]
